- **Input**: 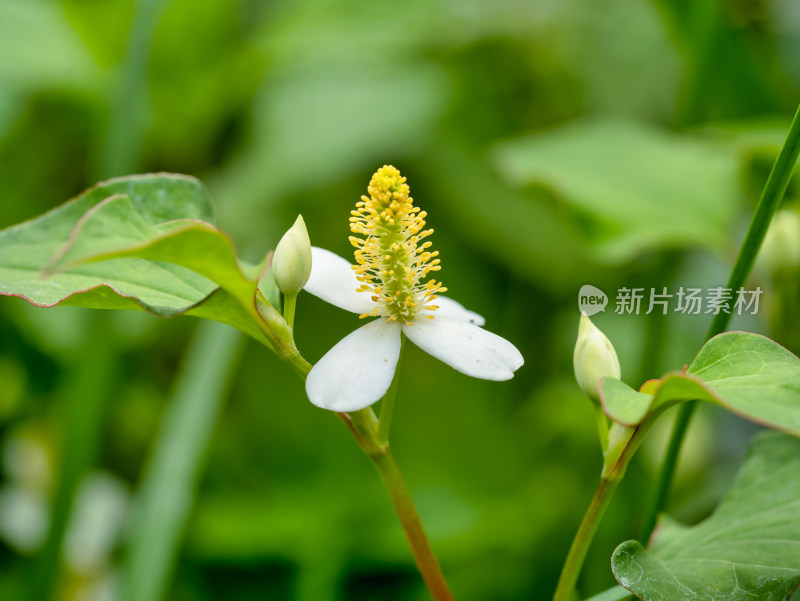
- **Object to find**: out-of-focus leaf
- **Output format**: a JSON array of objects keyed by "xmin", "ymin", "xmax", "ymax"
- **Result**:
[
  {"xmin": 705, "ymin": 118, "xmax": 795, "ymax": 156},
  {"xmin": 0, "ymin": 174, "xmax": 216, "ymax": 317},
  {"xmin": 61, "ymin": 0, "xmax": 134, "ymax": 68},
  {"xmin": 0, "ymin": 1, "xmax": 97, "ymax": 91},
  {"xmin": 215, "ymin": 63, "xmax": 448, "ymax": 242},
  {"xmin": 600, "ymin": 332, "xmax": 800, "ymax": 436},
  {"xmin": 420, "ymin": 140, "xmax": 594, "ymax": 290},
  {"xmin": 492, "ymin": 120, "xmax": 741, "ymax": 262},
  {"xmin": 212, "ymin": 0, "xmax": 450, "ymax": 243},
  {"xmin": 613, "ymin": 431, "xmax": 800, "ymax": 601}
]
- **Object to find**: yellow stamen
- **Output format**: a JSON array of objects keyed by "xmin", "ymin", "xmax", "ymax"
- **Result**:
[{"xmin": 349, "ymin": 165, "xmax": 444, "ymax": 324}]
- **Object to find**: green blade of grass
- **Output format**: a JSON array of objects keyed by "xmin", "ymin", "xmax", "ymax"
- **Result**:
[{"xmin": 121, "ymin": 320, "xmax": 243, "ymax": 601}]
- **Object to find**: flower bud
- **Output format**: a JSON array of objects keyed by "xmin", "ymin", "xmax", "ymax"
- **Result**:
[
  {"xmin": 573, "ymin": 313, "xmax": 620, "ymax": 404},
  {"xmin": 757, "ymin": 209, "xmax": 800, "ymax": 274},
  {"xmin": 272, "ymin": 215, "xmax": 312, "ymax": 295}
]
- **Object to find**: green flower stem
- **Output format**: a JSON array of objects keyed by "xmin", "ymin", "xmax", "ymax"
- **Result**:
[
  {"xmin": 349, "ymin": 410, "xmax": 456, "ymax": 601},
  {"xmin": 644, "ymin": 102, "xmax": 800, "ymax": 542},
  {"xmin": 371, "ymin": 449, "xmax": 455, "ymax": 601},
  {"xmin": 255, "ymin": 292, "xmax": 311, "ymax": 376},
  {"xmin": 283, "ymin": 293, "xmax": 298, "ymax": 329},
  {"xmin": 282, "ymin": 348, "xmax": 454, "ymax": 600},
  {"xmin": 553, "ymin": 423, "xmax": 650, "ymax": 601},
  {"xmin": 594, "ymin": 405, "xmax": 609, "ymax": 453},
  {"xmin": 378, "ymin": 334, "xmax": 406, "ymax": 445},
  {"xmin": 553, "ymin": 473, "xmax": 621, "ymax": 601}
]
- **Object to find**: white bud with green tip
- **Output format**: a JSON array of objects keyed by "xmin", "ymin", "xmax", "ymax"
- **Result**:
[
  {"xmin": 573, "ymin": 312, "xmax": 620, "ymax": 404},
  {"xmin": 272, "ymin": 215, "xmax": 312, "ymax": 295}
]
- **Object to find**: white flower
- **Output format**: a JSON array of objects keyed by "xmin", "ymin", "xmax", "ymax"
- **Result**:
[{"xmin": 302, "ymin": 165, "xmax": 523, "ymax": 413}]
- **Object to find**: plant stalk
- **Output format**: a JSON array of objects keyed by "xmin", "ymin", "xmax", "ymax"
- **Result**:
[
  {"xmin": 552, "ymin": 474, "xmax": 621, "ymax": 601},
  {"xmin": 553, "ymin": 424, "xmax": 649, "ymax": 601},
  {"xmin": 594, "ymin": 405, "xmax": 609, "ymax": 453},
  {"xmin": 644, "ymin": 102, "xmax": 800, "ymax": 542},
  {"xmin": 285, "ymin": 348, "xmax": 454, "ymax": 600},
  {"xmin": 283, "ymin": 293, "xmax": 297, "ymax": 330},
  {"xmin": 370, "ymin": 449, "xmax": 455, "ymax": 601}
]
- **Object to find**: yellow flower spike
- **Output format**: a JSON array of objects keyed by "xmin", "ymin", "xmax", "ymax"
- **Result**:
[{"xmin": 349, "ymin": 165, "xmax": 444, "ymax": 325}]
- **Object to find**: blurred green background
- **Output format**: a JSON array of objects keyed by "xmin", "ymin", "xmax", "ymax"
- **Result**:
[{"xmin": 1, "ymin": 0, "xmax": 799, "ymax": 600}]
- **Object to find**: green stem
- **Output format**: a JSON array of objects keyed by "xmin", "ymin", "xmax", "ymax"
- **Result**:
[
  {"xmin": 284, "ymin": 351, "xmax": 454, "ymax": 600},
  {"xmin": 553, "ymin": 474, "xmax": 621, "ymax": 601},
  {"xmin": 370, "ymin": 449, "xmax": 455, "ymax": 601},
  {"xmin": 345, "ymin": 411, "xmax": 454, "ymax": 601},
  {"xmin": 283, "ymin": 293, "xmax": 297, "ymax": 330},
  {"xmin": 594, "ymin": 405, "xmax": 609, "ymax": 453},
  {"xmin": 378, "ymin": 334, "xmax": 406, "ymax": 445},
  {"xmin": 553, "ymin": 424, "xmax": 649, "ymax": 601},
  {"xmin": 643, "ymin": 102, "xmax": 800, "ymax": 542}
]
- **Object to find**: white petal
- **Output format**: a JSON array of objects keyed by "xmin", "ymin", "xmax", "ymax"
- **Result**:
[
  {"xmin": 306, "ymin": 319, "xmax": 402, "ymax": 412},
  {"xmin": 420, "ymin": 295, "xmax": 485, "ymax": 326},
  {"xmin": 402, "ymin": 318, "xmax": 523, "ymax": 380},
  {"xmin": 303, "ymin": 247, "xmax": 375, "ymax": 314}
]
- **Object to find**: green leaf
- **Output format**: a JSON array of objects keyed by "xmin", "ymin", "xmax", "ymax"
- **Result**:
[
  {"xmin": 44, "ymin": 187, "xmax": 289, "ymax": 352},
  {"xmin": 0, "ymin": 173, "xmax": 285, "ymax": 350},
  {"xmin": 612, "ymin": 431, "xmax": 800, "ymax": 601},
  {"xmin": 600, "ymin": 332, "xmax": 800, "ymax": 436},
  {"xmin": 0, "ymin": 174, "xmax": 217, "ymax": 317},
  {"xmin": 492, "ymin": 119, "xmax": 740, "ymax": 263},
  {"xmin": 47, "ymin": 192, "xmax": 260, "ymax": 308},
  {"xmin": 599, "ymin": 378, "xmax": 655, "ymax": 426},
  {"xmin": 682, "ymin": 332, "xmax": 800, "ymax": 435}
]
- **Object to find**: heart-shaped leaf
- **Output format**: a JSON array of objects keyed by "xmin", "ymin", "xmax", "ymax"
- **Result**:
[
  {"xmin": 612, "ymin": 431, "xmax": 800, "ymax": 601},
  {"xmin": 44, "ymin": 186, "xmax": 289, "ymax": 352},
  {"xmin": 600, "ymin": 332, "xmax": 800, "ymax": 436},
  {"xmin": 0, "ymin": 174, "xmax": 217, "ymax": 317},
  {"xmin": 47, "ymin": 192, "xmax": 264, "ymax": 310},
  {"xmin": 0, "ymin": 174, "xmax": 285, "ymax": 349}
]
